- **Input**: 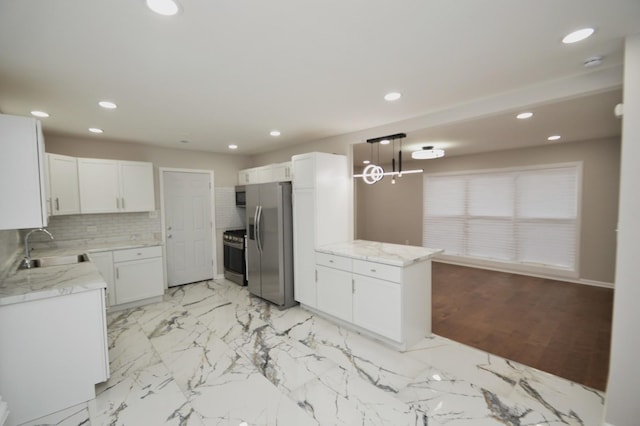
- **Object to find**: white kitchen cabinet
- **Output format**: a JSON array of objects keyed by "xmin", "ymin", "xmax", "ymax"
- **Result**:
[
  {"xmin": 0, "ymin": 114, "xmax": 48, "ymax": 230},
  {"xmin": 313, "ymin": 240, "xmax": 437, "ymax": 351},
  {"xmin": 0, "ymin": 288, "xmax": 108, "ymax": 426},
  {"xmin": 271, "ymin": 161, "xmax": 292, "ymax": 181},
  {"xmin": 47, "ymin": 153, "xmax": 81, "ymax": 215},
  {"xmin": 78, "ymin": 158, "xmax": 155, "ymax": 213},
  {"xmin": 113, "ymin": 246, "xmax": 164, "ymax": 305},
  {"xmin": 91, "ymin": 251, "xmax": 115, "ymax": 306},
  {"xmin": 238, "ymin": 168, "xmax": 257, "ymax": 185},
  {"xmin": 316, "ymin": 253, "xmax": 353, "ymax": 322},
  {"xmin": 353, "ymin": 272, "xmax": 402, "ymax": 342},
  {"xmin": 238, "ymin": 161, "xmax": 293, "ymax": 185},
  {"xmin": 292, "ymin": 152, "xmax": 350, "ymax": 308}
]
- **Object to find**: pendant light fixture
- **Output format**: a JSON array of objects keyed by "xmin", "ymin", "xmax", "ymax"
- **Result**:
[{"xmin": 354, "ymin": 133, "xmax": 424, "ymax": 184}]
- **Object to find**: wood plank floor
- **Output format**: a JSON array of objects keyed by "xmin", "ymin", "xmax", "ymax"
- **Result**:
[{"xmin": 431, "ymin": 262, "xmax": 614, "ymax": 391}]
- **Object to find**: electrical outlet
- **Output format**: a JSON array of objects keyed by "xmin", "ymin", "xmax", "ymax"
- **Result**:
[{"xmin": 87, "ymin": 225, "xmax": 98, "ymax": 233}]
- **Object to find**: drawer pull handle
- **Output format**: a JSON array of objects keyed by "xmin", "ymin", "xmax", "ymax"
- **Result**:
[
  {"xmin": 329, "ymin": 260, "xmax": 334, "ymax": 263},
  {"xmin": 137, "ymin": 253, "xmax": 142, "ymax": 256},
  {"xmin": 370, "ymin": 269, "xmax": 376, "ymax": 272}
]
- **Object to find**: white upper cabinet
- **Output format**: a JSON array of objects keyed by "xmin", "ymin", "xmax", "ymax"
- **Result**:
[
  {"xmin": 238, "ymin": 161, "xmax": 292, "ymax": 185},
  {"xmin": 119, "ymin": 161, "xmax": 155, "ymax": 212},
  {"xmin": 47, "ymin": 153, "xmax": 80, "ymax": 216},
  {"xmin": 0, "ymin": 114, "xmax": 48, "ymax": 230},
  {"xmin": 78, "ymin": 158, "xmax": 120, "ymax": 213},
  {"xmin": 78, "ymin": 158, "xmax": 155, "ymax": 213},
  {"xmin": 271, "ymin": 162, "xmax": 292, "ymax": 182}
]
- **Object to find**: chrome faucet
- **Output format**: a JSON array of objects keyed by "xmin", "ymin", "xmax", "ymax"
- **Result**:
[{"xmin": 22, "ymin": 228, "xmax": 54, "ymax": 269}]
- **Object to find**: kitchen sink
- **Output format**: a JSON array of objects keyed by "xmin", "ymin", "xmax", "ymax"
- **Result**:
[{"xmin": 19, "ymin": 253, "xmax": 90, "ymax": 270}]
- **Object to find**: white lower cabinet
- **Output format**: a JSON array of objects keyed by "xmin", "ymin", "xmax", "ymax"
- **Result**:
[
  {"xmin": 316, "ymin": 265, "xmax": 353, "ymax": 322},
  {"xmin": 92, "ymin": 245, "xmax": 164, "ymax": 308},
  {"xmin": 0, "ymin": 288, "xmax": 109, "ymax": 426},
  {"xmin": 314, "ymin": 249, "xmax": 431, "ymax": 350},
  {"xmin": 90, "ymin": 251, "xmax": 115, "ymax": 306},
  {"xmin": 353, "ymin": 275, "xmax": 402, "ymax": 342}
]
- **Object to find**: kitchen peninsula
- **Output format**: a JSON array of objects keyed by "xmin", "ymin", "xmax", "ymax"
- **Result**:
[{"xmin": 313, "ymin": 240, "xmax": 442, "ymax": 351}]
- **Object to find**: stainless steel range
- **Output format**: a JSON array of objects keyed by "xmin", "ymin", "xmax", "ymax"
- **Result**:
[{"xmin": 223, "ymin": 229, "xmax": 246, "ymax": 286}]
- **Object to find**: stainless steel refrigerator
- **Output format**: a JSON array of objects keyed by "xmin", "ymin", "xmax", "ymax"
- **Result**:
[{"xmin": 246, "ymin": 181, "xmax": 296, "ymax": 308}]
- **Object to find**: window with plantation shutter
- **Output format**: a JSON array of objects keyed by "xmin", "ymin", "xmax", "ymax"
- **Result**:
[{"xmin": 423, "ymin": 163, "xmax": 581, "ymax": 274}]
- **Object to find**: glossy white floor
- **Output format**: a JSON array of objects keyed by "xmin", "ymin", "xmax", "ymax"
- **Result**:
[{"xmin": 69, "ymin": 279, "xmax": 604, "ymax": 425}]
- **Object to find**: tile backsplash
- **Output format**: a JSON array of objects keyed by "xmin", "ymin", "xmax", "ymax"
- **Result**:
[
  {"xmin": 24, "ymin": 211, "xmax": 162, "ymax": 243},
  {"xmin": 215, "ymin": 186, "xmax": 245, "ymax": 230}
]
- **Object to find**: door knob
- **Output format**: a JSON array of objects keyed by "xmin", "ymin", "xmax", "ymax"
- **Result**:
[{"xmin": 167, "ymin": 234, "xmax": 172, "ymax": 239}]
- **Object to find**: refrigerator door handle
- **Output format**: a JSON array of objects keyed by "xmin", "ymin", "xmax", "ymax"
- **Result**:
[{"xmin": 256, "ymin": 205, "xmax": 263, "ymax": 253}]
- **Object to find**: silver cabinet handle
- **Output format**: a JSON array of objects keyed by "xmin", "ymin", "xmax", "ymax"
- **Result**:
[
  {"xmin": 122, "ymin": 198, "xmax": 125, "ymax": 210},
  {"xmin": 329, "ymin": 259, "xmax": 334, "ymax": 263},
  {"xmin": 116, "ymin": 198, "xmax": 120, "ymax": 209},
  {"xmin": 352, "ymin": 278, "xmax": 355, "ymax": 294},
  {"xmin": 55, "ymin": 197, "xmax": 60, "ymax": 211},
  {"xmin": 370, "ymin": 269, "xmax": 376, "ymax": 273},
  {"xmin": 116, "ymin": 267, "xmax": 119, "ymax": 279},
  {"xmin": 315, "ymin": 269, "xmax": 318, "ymax": 282}
]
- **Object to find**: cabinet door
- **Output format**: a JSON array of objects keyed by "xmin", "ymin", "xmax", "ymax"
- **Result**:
[
  {"xmin": 48, "ymin": 153, "xmax": 80, "ymax": 215},
  {"xmin": 238, "ymin": 170, "xmax": 250, "ymax": 185},
  {"xmin": 271, "ymin": 162, "xmax": 292, "ymax": 182},
  {"xmin": 353, "ymin": 275, "xmax": 402, "ymax": 342},
  {"xmin": 316, "ymin": 265, "xmax": 352, "ymax": 322},
  {"xmin": 78, "ymin": 158, "xmax": 120, "ymax": 213},
  {"xmin": 91, "ymin": 251, "xmax": 115, "ymax": 307},
  {"xmin": 0, "ymin": 114, "xmax": 47, "ymax": 230},
  {"xmin": 119, "ymin": 161, "xmax": 155, "ymax": 212},
  {"xmin": 293, "ymin": 189, "xmax": 317, "ymax": 306},
  {"xmin": 114, "ymin": 257, "xmax": 164, "ymax": 305},
  {"xmin": 292, "ymin": 154, "xmax": 316, "ymax": 189}
]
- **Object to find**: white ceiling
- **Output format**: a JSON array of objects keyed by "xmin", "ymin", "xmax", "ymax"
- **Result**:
[{"xmin": 0, "ymin": 1, "xmax": 638, "ymax": 155}]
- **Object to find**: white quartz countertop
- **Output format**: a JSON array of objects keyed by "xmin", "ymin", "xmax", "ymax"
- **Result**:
[
  {"xmin": 316, "ymin": 240, "xmax": 443, "ymax": 267},
  {"xmin": 0, "ymin": 239, "xmax": 162, "ymax": 306}
]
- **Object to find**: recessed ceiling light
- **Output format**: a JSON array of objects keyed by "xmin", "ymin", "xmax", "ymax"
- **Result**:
[
  {"xmin": 99, "ymin": 100, "xmax": 117, "ymax": 109},
  {"xmin": 384, "ymin": 92, "xmax": 402, "ymax": 101},
  {"xmin": 89, "ymin": 128, "xmax": 104, "ymax": 134},
  {"xmin": 270, "ymin": 130, "xmax": 281, "ymax": 137},
  {"xmin": 363, "ymin": 160, "xmax": 370, "ymax": 164},
  {"xmin": 146, "ymin": 0, "xmax": 180, "ymax": 16},
  {"xmin": 30, "ymin": 110, "xmax": 50, "ymax": 118},
  {"xmin": 562, "ymin": 27, "xmax": 595, "ymax": 44},
  {"xmin": 228, "ymin": 144, "xmax": 238, "ymax": 150},
  {"xmin": 547, "ymin": 135, "xmax": 561, "ymax": 141},
  {"xmin": 379, "ymin": 139, "xmax": 390, "ymax": 145},
  {"xmin": 516, "ymin": 112, "xmax": 533, "ymax": 119}
]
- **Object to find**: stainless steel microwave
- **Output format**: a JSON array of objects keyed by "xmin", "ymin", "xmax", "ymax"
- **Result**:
[{"xmin": 235, "ymin": 185, "xmax": 246, "ymax": 207}]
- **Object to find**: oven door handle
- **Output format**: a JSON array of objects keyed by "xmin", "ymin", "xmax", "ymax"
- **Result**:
[{"xmin": 223, "ymin": 240, "xmax": 244, "ymax": 250}]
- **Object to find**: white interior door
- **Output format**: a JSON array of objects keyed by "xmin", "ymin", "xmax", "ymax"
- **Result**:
[{"xmin": 163, "ymin": 170, "xmax": 214, "ymax": 287}]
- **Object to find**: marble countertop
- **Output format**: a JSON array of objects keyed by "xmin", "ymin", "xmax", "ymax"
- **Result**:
[
  {"xmin": 0, "ymin": 239, "xmax": 162, "ymax": 307},
  {"xmin": 316, "ymin": 240, "xmax": 443, "ymax": 267}
]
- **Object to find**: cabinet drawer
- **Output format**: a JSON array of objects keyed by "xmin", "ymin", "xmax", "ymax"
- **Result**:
[
  {"xmin": 113, "ymin": 245, "xmax": 162, "ymax": 262},
  {"xmin": 352, "ymin": 259, "xmax": 401, "ymax": 283},
  {"xmin": 316, "ymin": 252, "xmax": 352, "ymax": 271}
]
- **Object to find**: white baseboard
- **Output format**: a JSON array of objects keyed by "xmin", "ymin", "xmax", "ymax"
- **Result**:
[{"xmin": 435, "ymin": 260, "xmax": 614, "ymax": 289}]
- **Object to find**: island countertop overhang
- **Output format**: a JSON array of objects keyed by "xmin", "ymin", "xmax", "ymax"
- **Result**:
[{"xmin": 316, "ymin": 240, "xmax": 443, "ymax": 267}]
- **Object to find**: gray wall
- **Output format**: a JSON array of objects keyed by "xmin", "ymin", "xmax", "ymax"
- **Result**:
[{"xmin": 356, "ymin": 137, "xmax": 621, "ymax": 284}]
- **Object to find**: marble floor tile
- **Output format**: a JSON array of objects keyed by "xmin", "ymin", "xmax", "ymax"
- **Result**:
[{"xmin": 89, "ymin": 278, "xmax": 605, "ymax": 426}]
